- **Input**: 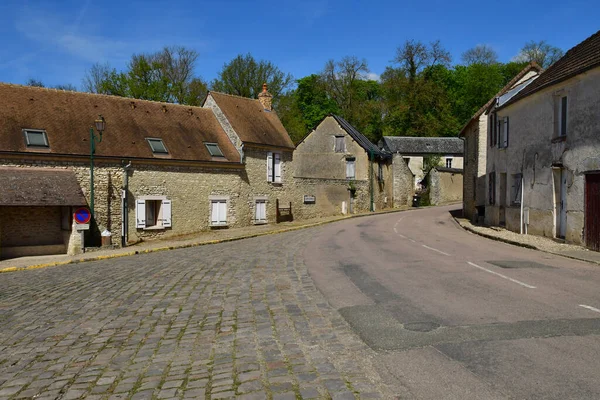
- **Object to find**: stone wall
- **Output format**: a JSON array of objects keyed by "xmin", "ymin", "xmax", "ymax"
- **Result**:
[
  {"xmin": 429, "ymin": 168, "xmax": 463, "ymax": 206},
  {"xmin": 392, "ymin": 154, "xmax": 414, "ymax": 207}
]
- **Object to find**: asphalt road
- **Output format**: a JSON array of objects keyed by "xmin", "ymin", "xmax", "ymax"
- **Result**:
[{"xmin": 304, "ymin": 205, "xmax": 600, "ymax": 400}]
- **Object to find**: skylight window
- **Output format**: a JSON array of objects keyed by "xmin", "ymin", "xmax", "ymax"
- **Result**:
[
  {"xmin": 146, "ymin": 138, "xmax": 168, "ymax": 154},
  {"xmin": 23, "ymin": 129, "xmax": 49, "ymax": 148},
  {"xmin": 205, "ymin": 143, "xmax": 224, "ymax": 157}
]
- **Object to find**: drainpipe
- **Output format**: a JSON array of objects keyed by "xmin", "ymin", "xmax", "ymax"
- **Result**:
[{"xmin": 121, "ymin": 161, "xmax": 132, "ymax": 247}]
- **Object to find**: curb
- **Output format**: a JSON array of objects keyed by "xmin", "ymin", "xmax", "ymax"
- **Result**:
[
  {"xmin": 0, "ymin": 207, "xmax": 409, "ymax": 274},
  {"xmin": 458, "ymin": 222, "xmax": 538, "ymax": 250}
]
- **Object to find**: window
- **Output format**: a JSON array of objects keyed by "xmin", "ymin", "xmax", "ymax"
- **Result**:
[
  {"xmin": 334, "ymin": 136, "xmax": 346, "ymax": 153},
  {"xmin": 446, "ymin": 158, "xmax": 452, "ymax": 168},
  {"xmin": 147, "ymin": 138, "xmax": 168, "ymax": 154},
  {"xmin": 136, "ymin": 197, "xmax": 172, "ymax": 229},
  {"xmin": 205, "ymin": 143, "xmax": 224, "ymax": 157},
  {"xmin": 255, "ymin": 199, "xmax": 267, "ymax": 224},
  {"xmin": 267, "ymin": 152, "xmax": 282, "ymax": 183},
  {"xmin": 23, "ymin": 129, "xmax": 49, "ymax": 148},
  {"xmin": 558, "ymin": 96, "xmax": 568, "ymax": 137},
  {"xmin": 378, "ymin": 162, "xmax": 384, "ymax": 183},
  {"xmin": 346, "ymin": 157, "xmax": 356, "ymax": 179},
  {"xmin": 488, "ymin": 172, "xmax": 496, "ymax": 205},
  {"xmin": 511, "ymin": 173, "xmax": 523, "ymax": 206},
  {"xmin": 210, "ymin": 199, "xmax": 228, "ymax": 226},
  {"xmin": 498, "ymin": 116, "xmax": 509, "ymax": 148}
]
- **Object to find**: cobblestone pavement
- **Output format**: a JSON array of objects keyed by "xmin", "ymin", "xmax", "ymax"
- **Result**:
[{"xmin": 0, "ymin": 228, "xmax": 393, "ymax": 400}]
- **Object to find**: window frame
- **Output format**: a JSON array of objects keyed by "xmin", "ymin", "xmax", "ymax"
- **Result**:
[
  {"xmin": 23, "ymin": 129, "xmax": 49, "ymax": 148},
  {"xmin": 135, "ymin": 196, "xmax": 172, "ymax": 230},
  {"xmin": 146, "ymin": 138, "xmax": 169, "ymax": 154},
  {"xmin": 511, "ymin": 173, "xmax": 523, "ymax": 206},
  {"xmin": 209, "ymin": 196, "xmax": 229, "ymax": 227},
  {"xmin": 558, "ymin": 95, "xmax": 568, "ymax": 137},
  {"xmin": 205, "ymin": 142, "xmax": 225, "ymax": 157},
  {"xmin": 254, "ymin": 198, "xmax": 267, "ymax": 224},
  {"xmin": 346, "ymin": 157, "xmax": 356, "ymax": 180},
  {"xmin": 334, "ymin": 135, "xmax": 346, "ymax": 153},
  {"xmin": 267, "ymin": 152, "xmax": 282, "ymax": 183},
  {"xmin": 445, "ymin": 158, "xmax": 452, "ymax": 168}
]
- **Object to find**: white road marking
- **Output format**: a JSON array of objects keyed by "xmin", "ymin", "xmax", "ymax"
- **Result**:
[
  {"xmin": 394, "ymin": 217, "xmax": 407, "ymax": 239},
  {"xmin": 467, "ymin": 262, "xmax": 536, "ymax": 289},
  {"xmin": 579, "ymin": 304, "xmax": 600, "ymax": 314},
  {"xmin": 422, "ymin": 245, "xmax": 450, "ymax": 256},
  {"xmin": 408, "ymin": 239, "xmax": 416, "ymax": 243}
]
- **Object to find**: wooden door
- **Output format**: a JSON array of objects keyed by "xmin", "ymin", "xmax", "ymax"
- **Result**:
[{"xmin": 585, "ymin": 174, "xmax": 600, "ymax": 251}]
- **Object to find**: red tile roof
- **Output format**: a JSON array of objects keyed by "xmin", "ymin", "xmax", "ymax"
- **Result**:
[
  {"xmin": 0, "ymin": 84, "xmax": 241, "ymax": 163},
  {"xmin": 207, "ymin": 92, "xmax": 295, "ymax": 149}
]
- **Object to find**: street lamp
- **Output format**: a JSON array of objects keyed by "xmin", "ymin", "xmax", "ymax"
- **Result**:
[{"xmin": 90, "ymin": 115, "xmax": 106, "ymax": 219}]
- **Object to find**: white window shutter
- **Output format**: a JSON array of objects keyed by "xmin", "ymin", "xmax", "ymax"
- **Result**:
[
  {"xmin": 211, "ymin": 201, "xmax": 219, "ymax": 224},
  {"xmin": 219, "ymin": 201, "xmax": 227, "ymax": 224},
  {"xmin": 162, "ymin": 200, "xmax": 172, "ymax": 227},
  {"xmin": 274, "ymin": 153, "xmax": 281, "ymax": 183},
  {"xmin": 346, "ymin": 160, "xmax": 355, "ymax": 179},
  {"xmin": 267, "ymin": 152, "xmax": 273, "ymax": 181},
  {"xmin": 136, "ymin": 200, "xmax": 146, "ymax": 228},
  {"xmin": 256, "ymin": 201, "xmax": 266, "ymax": 222}
]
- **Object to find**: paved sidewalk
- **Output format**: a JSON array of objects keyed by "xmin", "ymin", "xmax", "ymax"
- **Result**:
[
  {"xmin": 455, "ymin": 216, "xmax": 600, "ymax": 265},
  {"xmin": 0, "ymin": 208, "xmax": 409, "ymax": 274}
]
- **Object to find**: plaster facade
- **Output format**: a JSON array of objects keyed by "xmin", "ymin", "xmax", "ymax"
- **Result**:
[
  {"xmin": 429, "ymin": 169, "xmax": 464, "ymax": 205},
  {"xmin": 485, "ymin": 67, "xmax": 600, "ymax": 245}
]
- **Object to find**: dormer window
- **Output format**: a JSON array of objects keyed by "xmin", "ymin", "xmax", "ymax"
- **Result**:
[
  {"xmin": 205, "ymin": 143, "xmax": 224, "ymax": 157},
  {"xmin": 23, "ymin": 129, "xmax": 49, "ymax": 148},
  {"xmin": 146, "ymin": 138, "xmax": 168, "ymax": 154}
]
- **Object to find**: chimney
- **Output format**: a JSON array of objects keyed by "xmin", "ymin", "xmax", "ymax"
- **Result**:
[{"xmin": 258, "ymin": 83, "xmax": 273, "ymax": 111}]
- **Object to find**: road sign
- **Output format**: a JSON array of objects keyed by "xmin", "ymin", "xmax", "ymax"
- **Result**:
[{"xmin": 74, "ymin": 207, "xmax": 91, "ymax": 224}]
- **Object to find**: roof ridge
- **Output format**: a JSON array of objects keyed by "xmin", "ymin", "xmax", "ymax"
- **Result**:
[
  {"xmin": 209, "ymin": 90, "xmax": 260, "ymax": 103},
  {"xmin": 0, "ymin": 82, "xmax": 211, "ymax": 112}
]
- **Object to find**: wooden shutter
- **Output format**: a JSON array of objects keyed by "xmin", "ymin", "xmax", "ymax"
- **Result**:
[
  {"xmin": 211, "ymin": 201, "xmax": 219, "ymax": 225},
  {"xmin": 346, "ymin": 159, "xmax": 355, "ymax": 179},
  {"xmin": 136, "ymin": 200, "xmax": 146, "ymax": 228},
  {"xmin": 162, "ymin": 200, "xmax": 172, "ymax": 227},
  {"xmin": 503, "ymin": 117, "xmax": 509, "ymax": 148},
  {"xmin": 256, "ymin": 200, "xmax": 266, "ymax": 222},
  {"xmin": 267, "ymin": 152, "xmax": 273, "ymax": 182},
  {"xmin": 274, "ymin": 153, "xmax": 281, "ymax": 183},
  {"xmin": 219, "ymin": 201, "xmax": 227, "ymax": 224}
]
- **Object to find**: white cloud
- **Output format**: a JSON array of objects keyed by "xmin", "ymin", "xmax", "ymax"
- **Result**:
[{"xmin": 364, "ymin": 72, "xmax": 381, "ymax": 82}]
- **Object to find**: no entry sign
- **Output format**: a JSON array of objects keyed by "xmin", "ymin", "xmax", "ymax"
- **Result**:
[{"xmin": 74, "ymin": 207, "xmax": 92, "ymax": 224}]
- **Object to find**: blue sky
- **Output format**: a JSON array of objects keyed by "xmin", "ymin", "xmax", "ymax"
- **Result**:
[{"xmin": 0, "ymin": 0, "xmax": 598, "ymax": 89}]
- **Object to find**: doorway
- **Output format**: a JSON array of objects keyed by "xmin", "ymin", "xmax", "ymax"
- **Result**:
[
  {"xmin": 499, "ymin": 173, "xmax": 507, "ymax": 226},
  {"xmin": 585, "ymin": 173, "xmax": 600, "ymax": 250}
]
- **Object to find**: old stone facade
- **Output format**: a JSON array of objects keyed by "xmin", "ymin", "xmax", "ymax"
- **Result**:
[
  {"xmin": 294, "ymin": 116, "xmax": 394, "ymax": 215},
  {"xmin": 461, "ymin": 64, "xmax": 542, "ymax": 222},
  {"xmin": 486, "ymin": 66, "xmax": 600, "ymax": 245}
]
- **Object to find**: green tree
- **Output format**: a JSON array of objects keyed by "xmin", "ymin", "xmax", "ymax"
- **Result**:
[
  {"xmin": 82, "ymin": 46, "xmax": 207, "ymax": 104},
  {"xmin": 211, "ymin": 53, "xmax": 293, "ymax": 100}
]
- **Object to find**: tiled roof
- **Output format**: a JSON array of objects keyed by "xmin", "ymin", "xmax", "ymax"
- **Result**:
[
  {"xmin": 458, "ymin": 62, "xmax": 542, "ymax": 136},
  {"xmin": 499, "ymin": 29, "xmax": 600, "ymax": 110},
  {"xmin": 0, "ymin": 167, "xmax": 87, "ymax": 206},
  {"xmin": 331, "ymin": 115, "xmax": 390, "ymax": 159},
  {"xmin": 207, "ymin": 92, "xmax": 295, "ymax": 149},
  {"xmin": 0, "ymin": 84, "xmax": 241, "ymax": 163},
  {"xmin": 381, "ymin": 136, "xmax": 463, "ymax": 155}
]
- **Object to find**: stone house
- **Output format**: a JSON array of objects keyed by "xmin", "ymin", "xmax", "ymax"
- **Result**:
[
  {"xmin": 379, "ymin": 136, "xmax": 463, "ymax": 205},
  {"xmin": 0, "ymin": 83, "xmax": 295, "ymax": 259},
  {"xmin": 459, "ymin": 62, "xmax": 542, "ymax": 222},
  {"xmin": 294, "ymin": 115, "xmax": 396, "ymax": 214},
  {"xmin": 203, "ymin": 85, "xmax": 296, "ymax": 223},
  {"xmin": 485, "ymin": 30, "xmax": 600, "ymax": 249}
]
